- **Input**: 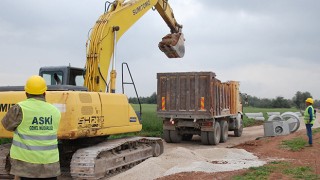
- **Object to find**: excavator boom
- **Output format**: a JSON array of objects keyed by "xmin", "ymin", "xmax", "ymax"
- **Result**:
[{"xmin": 85, "ymin": 0, "xmax": 185, "ymax": 93}]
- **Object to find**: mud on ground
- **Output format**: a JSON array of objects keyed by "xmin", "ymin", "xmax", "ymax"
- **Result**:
[{"xmin": 158, "ymin": 128, "xmax": 320, "ymax": 180}]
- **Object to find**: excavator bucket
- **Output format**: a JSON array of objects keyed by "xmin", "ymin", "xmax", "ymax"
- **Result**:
[{"xmin": 159, "ymin": 33, "xmax": 185, "ymax": 58}]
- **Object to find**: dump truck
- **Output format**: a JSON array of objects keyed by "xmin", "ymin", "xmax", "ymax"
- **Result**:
[{"xmin": 157, "ymin": 72, "xmax": 243, "ymax": 145}]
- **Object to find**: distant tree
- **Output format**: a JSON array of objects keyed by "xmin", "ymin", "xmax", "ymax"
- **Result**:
[
  {"xmin": 292, "ymin": 91, "xmax": 312, "ymax": 110},
  {"xmin": 128, "ymin": 97, "xmax": 139, "ymax": 104},
  {"xmin": 147, "ymin": 92, "xmax": 157, "ymax": 104},
  {"xmin": 240, "ymin": 94, "xmax": 292, "ymax": 108},
  {"xmin": 271, "ymin": 96, "xmax": 291, "ymax": 108},
  {"xmin": 257, "ymin": 98, "xmax": 273, "ymax": 108},
  {"xmin": 313, "ymin": 99, "xmax": 320, "ymax": 109},
  {"xmin": 128, "ymin": 92, "xmax": 157, "ymax": 104}
]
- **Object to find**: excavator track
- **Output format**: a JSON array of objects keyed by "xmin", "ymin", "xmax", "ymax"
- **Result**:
[
  {"xmin": 1, "ymin": 137, "xmax": 163, "ymax": 180},
  {"xmin": 70, "ymin": 137, "xmax": 163, "ymax": 179},
  {"xmin": 0, "ymin": 143, "xmax": 13, "ymax": 179}
]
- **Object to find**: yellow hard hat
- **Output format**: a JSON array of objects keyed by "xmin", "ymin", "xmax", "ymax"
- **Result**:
[
  {"xmin": 306, "ymin": 98, "xmax": 314, "ymax": 104},
  {"xmin": 24, "ymin": 75, "xmax": 47, "ymax": 95}
]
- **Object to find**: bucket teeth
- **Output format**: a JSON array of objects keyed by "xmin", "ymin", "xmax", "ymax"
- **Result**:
[{"xmin": 159, "ymin": 33, "xmax": 185, "ymax": 58}]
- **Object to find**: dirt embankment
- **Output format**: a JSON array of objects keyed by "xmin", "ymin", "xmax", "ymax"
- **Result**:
[{"xmin": 158, "ymin": 128, "xmax": 320, "ymax": 180}]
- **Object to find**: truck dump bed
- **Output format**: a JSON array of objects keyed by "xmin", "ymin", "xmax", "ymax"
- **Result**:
[{"xmin": 157, "ymin": 72, "xmax": 241, "ymax": 119}]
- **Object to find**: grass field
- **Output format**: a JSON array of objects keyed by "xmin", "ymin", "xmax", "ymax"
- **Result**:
[{"xmin": 130, "ymin": 104, "xmax": 163, "ymax": 137}]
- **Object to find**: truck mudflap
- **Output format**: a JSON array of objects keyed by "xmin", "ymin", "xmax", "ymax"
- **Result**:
[{"xmin": 159, "ymin": 33, "xmax": 185, "ymax": 58}]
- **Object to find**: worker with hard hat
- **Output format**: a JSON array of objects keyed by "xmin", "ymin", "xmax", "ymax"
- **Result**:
[
  {"xmin": 304, "ymin": 97, "xmax": 315, "ymax": 147},
  {"xmin": 1, "ymin": 75, "xmax": 61, "ymax": 180}
]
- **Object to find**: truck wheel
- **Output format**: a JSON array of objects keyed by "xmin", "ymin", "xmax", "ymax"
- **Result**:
[
  {"xmin": 208, "ymin": 121, "xmax": 221, "ymax": 145},
  {"xmin": 163, "ymin": 130, "xmax": 172, "ymax": 143},
  {"xmin": 220, "ymin": 120, "xmax": 228, "ymax": 143},
  {"xmin": 234, "ymin": 124, "xmax": 243, "ymax": 137},
  {"xmin": 169, "ymin": 130, "xmax": 182, "ymax": 143},
  {"xmin": 151, "ymin": 142, "xmax": 162, "ymax": 157},
  {"xmin": 201, "ymin": 131, "xmax": 209, "ymax": 145},
  {"xmin": 182, "ymin": 134, "xmax": 193, "ymax": 141}
]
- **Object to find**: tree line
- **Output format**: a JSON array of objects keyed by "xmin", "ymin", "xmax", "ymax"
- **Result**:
[
  {"xmin": 128, "ymin": 92, "xmax": 157, "ymax": 104},
  {"xmin": 129, "ymin": 91, "xmax": 319, "ymax": 110},
  {"xmin": 241, "ymin": 91, "xmax": 319, "ymax": 109}
]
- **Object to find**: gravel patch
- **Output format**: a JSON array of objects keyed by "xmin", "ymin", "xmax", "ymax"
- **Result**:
[{"xmin": 111, "ymin": 147, "xmax": 266, "ymax": 180}]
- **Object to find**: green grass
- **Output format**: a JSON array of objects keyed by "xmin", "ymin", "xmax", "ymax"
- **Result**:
[
  {"xmin": 131, "ymin": 104, "xmax": 163, "ymax": 137},
  {"xmin": 233, "ymin": 163, "xmax": 277, "ymax": 180},
  {"xmin": 281, "ymin": 137, "xmax": 306, "ymax": 151},
  {"xmin": 283, "ymin": 166, "xmax": 319, "ymax": 179},
  {"xmin": 312, "ymin": 127, "xmax": 320, "ymax": 135},
  {"xmin": 233, "ymin": 161, "xmax": 319, "ymax": 180},
  {"xmin": 279, "ymin": 127, "xmax": 320, "ymax": 151},
  {"xmin": 0, "ymin": 138, "xmax": 11, "ymax": 145},
  {"xmin": 243, "ymin": 107, "xmax": 299, "ymax": 115},
  {"xmin": 110, "ymin": 104, "xmax": 163, "ymax": 139}
]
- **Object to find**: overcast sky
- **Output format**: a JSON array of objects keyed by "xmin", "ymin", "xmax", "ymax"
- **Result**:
[{"xmin": 0, "ymin": 0, "xmax": 320, "ymax": 99}]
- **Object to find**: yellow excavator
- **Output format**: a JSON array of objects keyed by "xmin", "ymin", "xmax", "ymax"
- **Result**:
[{"xmin": 0, "ymin": 0, "xmax": 185, "ymax": 179}]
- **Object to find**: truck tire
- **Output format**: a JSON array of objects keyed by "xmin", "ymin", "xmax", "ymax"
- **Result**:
[
  {"xmin": 220, "ymin": 120, "xmax": 228, "ymax": 143},
  {"xmin": 201, "ymin": 122, "xmax": 221, "ymax": 145},
  {"xmin": 209, "ymin": 121, "xmax": 221, "ymax": 145},
  {"xmin": 201, "ymin": 131, "xmax": 209, "ymax": 145},
  {"xmin": 234, "ymin": 124, "xmax": 243, "ymax": 137},
  {"xmin": 163, "ymin": 130, "xmax": 172, "ymax": 143},
  {"xmin": 169, "ymin": 130, "xmax": 182, "ymax": 143},
  {"xmin": 182, "ymin": 134, "xmax": 193, "ymax": 141}
]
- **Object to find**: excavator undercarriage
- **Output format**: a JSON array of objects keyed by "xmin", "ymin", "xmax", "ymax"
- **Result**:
[{"xmin": 0, "ymin": 137, "xmax": 163, "ymax": 179}]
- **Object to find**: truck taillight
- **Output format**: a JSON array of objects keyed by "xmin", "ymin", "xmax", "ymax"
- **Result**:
[
  {"xmin": 164, "ymin": 120, "xmax": 174, "ymax": 126},
  {"xmin": 202, "ymin": 121, "xmax": 213, "ymax": 127}
]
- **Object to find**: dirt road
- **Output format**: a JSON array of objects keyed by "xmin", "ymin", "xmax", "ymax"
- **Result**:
[{"xmin": 111, "ymin": 114, "xmax": 320, "ymax": 180}]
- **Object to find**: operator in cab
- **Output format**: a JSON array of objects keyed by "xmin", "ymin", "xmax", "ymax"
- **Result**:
[{"xmin": 1, "ymin": 75, "xmax": 61, "ymax": 180}]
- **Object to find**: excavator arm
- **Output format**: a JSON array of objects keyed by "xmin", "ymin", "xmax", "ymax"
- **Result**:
[{"xmin": 84, "ymin": 0, "xmax": 185, "ymax": 93}]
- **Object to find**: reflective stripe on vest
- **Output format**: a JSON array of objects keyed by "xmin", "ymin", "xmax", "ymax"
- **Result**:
[
  {"xmin": 304, "ymin": 105, "xmax": 315, "ymax": 124},
  {"xmin": 10, "ymin": 98, "xmax": 61, "ymax": 164},
  {"xmin": 14, "ymin": 130, "xmax": 57, "ymax": 141},
  {"xmin": 12, "ymin": 139, "xmax": 58, "ymax": 151}
]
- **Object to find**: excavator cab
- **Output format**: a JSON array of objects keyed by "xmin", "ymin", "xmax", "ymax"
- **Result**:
[
  {"xmin": 159, "ymin": 33, "xmax": 185, "ymax": 58},
  {"xmin": 39, "ymin": 66, "xmax": 85, "ymax": 86}
]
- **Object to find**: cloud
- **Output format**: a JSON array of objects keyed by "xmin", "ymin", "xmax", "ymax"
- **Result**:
[{"xmin": 0, "ymin": 0, "xmax": 320, "ymax": 100}]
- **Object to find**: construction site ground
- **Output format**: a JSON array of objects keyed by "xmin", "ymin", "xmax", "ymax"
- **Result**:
[{"xmin": 109, "ymin": 114, "xmax": 320, "ymax": 180}]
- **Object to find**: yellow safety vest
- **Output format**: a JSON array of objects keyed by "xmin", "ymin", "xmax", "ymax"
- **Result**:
[
  {"xmin": 304, "ymin": 105, "xmax": 315, "ymax": 124},
  {"xmin": 10, "ymin": 98, "xmax": 61, "ymax": 164}
]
